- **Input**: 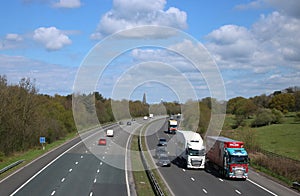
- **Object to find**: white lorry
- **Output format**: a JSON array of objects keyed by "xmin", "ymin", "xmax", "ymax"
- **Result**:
[
  {"xmin": 168, "ymin": 120, "xmax": 178, "ymax": 134},
  {"xmin": 176, "ymin": 130, "xmax": 205, "ymax": 169}
]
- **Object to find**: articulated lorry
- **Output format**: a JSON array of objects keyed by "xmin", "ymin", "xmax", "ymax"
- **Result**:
[
  {"xmin": 206, "ymin": 136, "xmax": 249, "ymax": 179},
  {"xmin": 168, "ymin": 120, "xmax": 178, "ymax": 134},
  {"xmin": 176, "ymin": 130, "xmax": 205, "ymax": 169}
]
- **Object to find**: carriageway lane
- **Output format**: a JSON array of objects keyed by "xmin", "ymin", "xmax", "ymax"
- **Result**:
[
  {"xmin": 9, "ymin": 121, "xmax": 143, "ymax": 196},
  {"xmin": 145, "ymin": 118, "xmax": 300, "ymax": 196}
]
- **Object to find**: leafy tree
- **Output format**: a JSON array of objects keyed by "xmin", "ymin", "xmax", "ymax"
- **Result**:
[
  {"xmin": 294, "ymin": 91, "xmax": 300, "ymax": 111},
  {"xmin": 269, "ymin": 93, "xmax": 295, "ymax": 113},
  {"xmin": 251, "ymin": 94, "xmax": 270, "ymax": 108},
  {"xmin": 251, "ymin": 108, "xmax": 275, "ymax": 127}
]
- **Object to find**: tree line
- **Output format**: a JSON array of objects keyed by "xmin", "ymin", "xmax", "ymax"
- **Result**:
[{"xmin": 227, "ymin": 86, "xmax": 300, "ymax": 128}]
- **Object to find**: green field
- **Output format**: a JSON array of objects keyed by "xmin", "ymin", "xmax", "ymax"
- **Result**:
[
  {"xmin": 222, "ymin": 114, "xmax": 300, "ymax": 161},
  {"xmin": 255, "ymin": 123, "xmax": 300, "ymax": 160}
]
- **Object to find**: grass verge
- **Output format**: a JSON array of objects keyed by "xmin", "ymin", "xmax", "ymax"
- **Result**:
[
  {"xmin": 0, "ymin": 132, "xmax": 78, "ymax": 181},
  {"xmin": 140, "ymin": 120, "xmax": 172, "ymax": 196},
  {"xmin": 131, "ymin": 131, "xmax": 155, "ymax": 196}
]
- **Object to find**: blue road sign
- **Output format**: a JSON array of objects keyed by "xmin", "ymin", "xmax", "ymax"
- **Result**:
[{"xmin": 40, "ymin": 137, "xmax": 46, "ymax": 144}]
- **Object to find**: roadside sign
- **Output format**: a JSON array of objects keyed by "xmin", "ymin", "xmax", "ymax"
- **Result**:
[{"xmin": 40, "ymin": 137, "xmax": 46, "ymax": 144}]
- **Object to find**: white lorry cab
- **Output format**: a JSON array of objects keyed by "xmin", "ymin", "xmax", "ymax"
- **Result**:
[{"xmin": 176, "ymin": 130, "xmax": 205, "ymax": 169}]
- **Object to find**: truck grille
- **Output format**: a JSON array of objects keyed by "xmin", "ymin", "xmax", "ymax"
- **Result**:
[{"xmin": 191, "ymin": 159, "xmax": 202, "ymax": 166}]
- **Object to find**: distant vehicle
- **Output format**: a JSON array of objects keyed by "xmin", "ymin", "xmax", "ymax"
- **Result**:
[
  {"xmin": 106, "ymin": 129, "xmax": 114, "ymax": 137},
  {"xmin": 98, "ymin": 138, "xmax": 107, "ymax": 145},
  {"xmin": 176, "ymin": 130, "xmax": 205, "ymax": 169},
  {"xmin": 149, "ymin": 113, "xmax": 154, "ymax": 118},
  {"xmin": 155, "ymin": 146, "xmax": 168, "ymax": 158},
  {"xmin": 143, "ymin": 116, "xmax": 148, "ymax": 120},
  {"xmin": 119, "ymin": 121, "xmax": 123, "ymax": 125},
  {"xmin": 158, "ymin": 138, "xmax": 167, "ymax": 146},
  {"xmin": 206, "ymin": 136, "xmax": 249, "ymax": 179},
  {"xmin": 157, "ymin": 154, "xmax": 171, "ymax": 167},
  {"xmin": 167, "ymin": 120, "xmax": 178, "ymax": 134},
  {"xmin": 127, "ymin": 121, "xmax": 131, "ymax": 125}
]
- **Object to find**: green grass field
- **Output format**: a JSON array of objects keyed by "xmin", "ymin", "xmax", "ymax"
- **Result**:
[
  {"xmin": 222, "ymin": 113, "xmax": 300, "ymax": 161},
  {"xmin": 254, "ymin": 123, "xmax": 300, "ymax": 160}
]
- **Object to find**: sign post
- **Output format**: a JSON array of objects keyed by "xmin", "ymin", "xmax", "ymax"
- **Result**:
[{"xmin": 40, "ymin": 137, "xmax": 46, "ymax": 150}]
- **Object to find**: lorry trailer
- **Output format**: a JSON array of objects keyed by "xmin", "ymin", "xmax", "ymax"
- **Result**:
[{"xmin": 206, "ymin": 136, "xmax": 249, "ymax": 179}]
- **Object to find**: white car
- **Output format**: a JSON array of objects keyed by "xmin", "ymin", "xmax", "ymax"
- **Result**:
[
  {"xmin": 143, "ymin": 116, "xmax": 148, "ymax": 120},
  {"xmin": 106, "ymin": 129, "xmax": 114, "ymax": 137}
]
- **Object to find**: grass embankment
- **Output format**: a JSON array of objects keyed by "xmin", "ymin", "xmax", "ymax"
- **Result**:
[
  {"xmin": 0, "ymin": 132, "xmax": 78, "ymax": 180},
  {"xmin": 222, "ymin": 114, "xmax": 300, "ymax": 161}
]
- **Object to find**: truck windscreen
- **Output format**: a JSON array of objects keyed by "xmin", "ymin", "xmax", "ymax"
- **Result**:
[
  {"xmin": 188, "ymin": 149, "xmax": 205, "ymax": 156},
  {"xmin": 229, "ymin": 155, "xmax": 248, "ymax": 164}
]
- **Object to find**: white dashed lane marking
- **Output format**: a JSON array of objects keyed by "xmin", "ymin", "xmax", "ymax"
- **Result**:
[
  {"xmin": 235, "ymin": 190, "xmax": 242, "ymax": 195},
  {"xmin": 203, "ymin": 189, "xmax": 208, "ymax": 194}
]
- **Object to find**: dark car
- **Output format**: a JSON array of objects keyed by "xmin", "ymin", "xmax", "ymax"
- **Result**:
[
  {"xmin": 127, "ymin": 121, "xmax": 131, "ymax": 125},
  {"xmin": 155, "ymin": 146, "xmax": 168, "ymax": 158},
  {"xmin": 157, "ymin": 154, "xmax": 171, "ymax": 167},
  {"xmin": 98, "ymin": 138, "xmax": 107, "ymax": 145},
  {"xmin": 158, "ymin": 138, "xmax": 167, "ymax": 146}
]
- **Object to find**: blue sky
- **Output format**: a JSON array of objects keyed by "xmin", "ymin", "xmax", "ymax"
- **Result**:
[{"xmin": 0, "ymin": 0, "xmax": 299, "ymax": 103}]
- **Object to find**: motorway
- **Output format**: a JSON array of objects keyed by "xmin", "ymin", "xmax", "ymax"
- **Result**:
[
  {"xmin": 145, "ymin": 118, "xmax": 300, "ymax": 196},
  {"xmin": 0, "ymin": 121, "xmax": 143, "ymax": 196}
]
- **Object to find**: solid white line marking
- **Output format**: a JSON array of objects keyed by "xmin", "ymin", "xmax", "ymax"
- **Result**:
[
  {"xmin": 203, "ymin": 189, "xmax": 208, "ymax": 194},
  {"xmin": 69, "ymin": 168, "xmax": 72, "ymax": 172},
  {"xmin": 219, "ymin": 178, "xmax": 224, "ymax": 182},
  {"xmin": 51, "ymin": 190, "xmax": 56, "ymax": 195},
  {"xmin": 247, "ymin": 179, "xmax": 278, "ymax": 196},
  {"xmin": 61, "ymin": 178, "xmax": 65, "ymax": 182},
  {"xmin": 191, "ymin": 177, "xmax": 195, "ymax": 181},
  {"xmin": 235, "ymin": 190, "xmax": 241, "ymax": 194}
]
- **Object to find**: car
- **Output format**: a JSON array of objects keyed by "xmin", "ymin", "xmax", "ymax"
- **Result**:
[
  {"xmin": 155, "ymin": 146, "xmax": 168, "ymax": 158},
  {"xmin": 106, "ymin": 129, "xmax": 114, "ymax": 137},
  {"xmin": 158, "ymin": 138, "xmax": 167, "ymax": 146},
  {"xmin": 127, "ymin": 121, "xmax": 131, "ymax": 125},
  {"xmin": 98, "ymin": 138, "xmax": 106, "ymax": 145},
  {"xmin": 143, "ymin": 116, "xmax": 148, "ymax": 120},
  {"xmin": 157, "ymin": 154, "xmax": 171, "ymax": 167}
]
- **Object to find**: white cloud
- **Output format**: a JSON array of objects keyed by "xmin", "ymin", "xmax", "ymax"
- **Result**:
[
  {"xmin": 53, "ymin": 0, "xmax": 82, "ymax": 8},
  {"xmin": 33, "ymin": 26, "xmax": 72, "ymax": 51},
  {"xmin": 90, "ymin": 0, "xmax": 187, "ymax": 39},
  {"xmin": 235, "ymin": 0, "xmax": 300, "ymax": 19},
  {"xmin": 0, "ymin": 54, "xmax": 76, "ymax": 95},
  {"xmin": 5, "ymin": 33, "xmax": 23, "ymax": 41},
  {"xmin": 205, "ymin": 9, "xmax": 300, "ymax": 98},
  {"xmin": 0, "ymin": 33, "xmax": 24, "ymax": 50}
]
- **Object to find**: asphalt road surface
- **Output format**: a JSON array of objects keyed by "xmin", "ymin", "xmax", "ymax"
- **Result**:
[
  {"xmin": 0, "ymin": 120, "xmax": 143, "ymax": 196},
  {"xmin": 145, "ymin": 118, "xmax": 300, "ymax": 196}
]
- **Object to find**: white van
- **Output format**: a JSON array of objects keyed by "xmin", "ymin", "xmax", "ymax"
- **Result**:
[{"xmin": 106, "ymin": 129, "xmax": 114, "ymax": 137}]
